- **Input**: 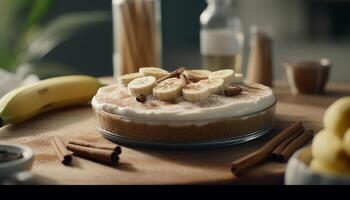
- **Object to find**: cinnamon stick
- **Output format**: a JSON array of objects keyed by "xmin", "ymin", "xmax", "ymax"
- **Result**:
[
  {"xmin": 231, "ymin": 122, "xmax": 304, "ymax": 175},
  {"xmin": 66, "ymin": 144, "xmax": 119, "ymax": 165},
  {"xmin": 68, "ymin": 139, "xmax": 122, "ymax": 154},
  {"xmin": 270, "ymin": 127, "xmax": 305, "ymax": 159},
  {"xmin": 51, "ymin": 136, "xmax": 73, "ymax": 165},
  {"xmin": 276, "ymin": 129, "xmax": 314, "ymax": 162},
  {"xmin": 156, "ymin": 67, "xmax": 186, "ymax": 84}
]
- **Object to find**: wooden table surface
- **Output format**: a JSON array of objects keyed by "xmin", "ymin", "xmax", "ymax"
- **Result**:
[{"xmin": 1, "ymin": 81, "xmax": 349, "ymax": 185}]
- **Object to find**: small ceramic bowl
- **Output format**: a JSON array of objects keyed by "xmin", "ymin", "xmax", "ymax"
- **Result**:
[
  {"xmin": 285, "ymin": 146, "xmax": 350, "ymax": 185},
  {"xmin": 284, "ymin": 58, "xmax": 331, "ymax": 95},
  {"xmin": 0, "ymin": 144, "xmax": 34, "ymax": 179}
]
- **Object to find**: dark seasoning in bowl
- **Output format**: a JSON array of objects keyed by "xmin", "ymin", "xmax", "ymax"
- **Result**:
[{"xmin": 0, "ymin": 150, "xmax": 23, "ymax": 163}]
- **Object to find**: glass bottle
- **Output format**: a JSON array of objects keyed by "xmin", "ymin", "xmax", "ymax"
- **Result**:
[
  {"xmin": 200, "ymin": 0, "xmax": 244, "ymax": 73},
  {"xmin": 112, "ymin": 0, "xmax": 162, "ymax": 77}
]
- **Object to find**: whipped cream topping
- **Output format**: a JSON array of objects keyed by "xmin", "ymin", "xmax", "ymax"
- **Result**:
[{"xmin": 92, "ymin": 82, "xmax": 276, "ymax": 121}]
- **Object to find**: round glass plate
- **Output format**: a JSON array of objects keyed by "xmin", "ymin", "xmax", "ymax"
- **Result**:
[{"xmin": 97, "ymin": 122, "xmax": 274, "ymax": 150}]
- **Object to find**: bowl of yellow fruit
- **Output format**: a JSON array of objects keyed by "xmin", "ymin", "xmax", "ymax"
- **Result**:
[{"xmin": 285, "ymin": 97, "xmax": 350, "ymax": 185}]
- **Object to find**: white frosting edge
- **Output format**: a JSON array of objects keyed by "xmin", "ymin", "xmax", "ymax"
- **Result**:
[{"xmin": 91, "ymin": 86, "xmax": 276, "ymax": 122}]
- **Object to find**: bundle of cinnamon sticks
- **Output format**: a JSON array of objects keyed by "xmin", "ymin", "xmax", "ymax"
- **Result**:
[
  {"xmin": 231, "ymin": 122, "xmax": 314, "ymax": 175},
  {"xmin": 116, "ymin": 0, "xmax": 160, "ymax": 75},
  {"xmin": 51, "ymin": 136, "xmax": 122, "ymax": 166}
]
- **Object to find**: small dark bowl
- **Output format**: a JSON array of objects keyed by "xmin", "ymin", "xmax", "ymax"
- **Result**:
[
  {"xmin": 284, "ymin": 59, "xmax": 331, "ymax": 95},
  {"xmin": 0, "ymin": 144, "xmax": 34, "ymax": 179}
]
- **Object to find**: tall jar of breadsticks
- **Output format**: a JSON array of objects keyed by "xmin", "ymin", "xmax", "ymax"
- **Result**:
[{"xmin": 112, "ymin": 0, "xmax": 162, "ymax": 77}]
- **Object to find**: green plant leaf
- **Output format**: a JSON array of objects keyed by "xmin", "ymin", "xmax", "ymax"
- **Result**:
[
  {"xmin": 0, "ymin": 0, "xmax": 28, "ymax": 69},
  {"xmin": 14, "ymin": 0, "xmax": 56, "ymax": 55},
  {"xmin": 18, "ymin": 11, "xmax": 110, "ymax": 65},
  {"xmin": 17, "ymin": 61, "xmax": 77, "ymax": 79},
  {"xmin": 24, "ymin": 0, "xmax": 55, "ymax": 30},
  {"xmin": 0, "ymin": 0, "xmax": 30, "ymax": 44}
]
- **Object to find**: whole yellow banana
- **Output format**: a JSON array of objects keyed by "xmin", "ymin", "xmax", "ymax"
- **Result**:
[{"xmin": 0, "ymin": 75, "xmax": 102, "ymax": 127}]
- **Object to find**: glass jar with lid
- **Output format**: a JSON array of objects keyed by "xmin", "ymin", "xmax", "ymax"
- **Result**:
[{"xmin": 200, "ymin": 0, "xmax": 244, "ymax": 73}]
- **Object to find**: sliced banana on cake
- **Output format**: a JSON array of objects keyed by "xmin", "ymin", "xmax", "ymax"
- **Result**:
[
  {"xmin": 182, "ymin": 82, "xmax": 210, "ymax": 102},
  {"xmin": 139, "ymin": 67, "xmax": 169, "ymax": 80},
  {"xmin": 153, "ymin": 77, "xmax": 183, "ymax": 101},
  {"xmin": 118, "ymin": 72, "xmax": 143, "ymax": 87},
  {"xmin": 183, "ymin": 69, "xmax": 212, "ymax": 82},
  {"xmin": 199, "ymin": 78, "xmax": 224, "ymax": 94},
  {"xmin": 232, "ymin": 73, "xmax": 244, "ymax": 84},
  {"xmin": 208, "ymin": 69, "xmax": 235, "ymax": 84},
  {"xmin": 128, "ymin": 76, "xmax": 156, "ymax": 97}
]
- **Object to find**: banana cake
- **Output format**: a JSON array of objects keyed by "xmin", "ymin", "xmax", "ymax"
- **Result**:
[{"xmin": 92, "ymin": 67, "xmax": 276, "ymax": 144}]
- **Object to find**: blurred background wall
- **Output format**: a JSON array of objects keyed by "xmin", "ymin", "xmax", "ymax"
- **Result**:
[{"xmin": 43, "ymin": 0, "xmax": 350, "ymax": 82}]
